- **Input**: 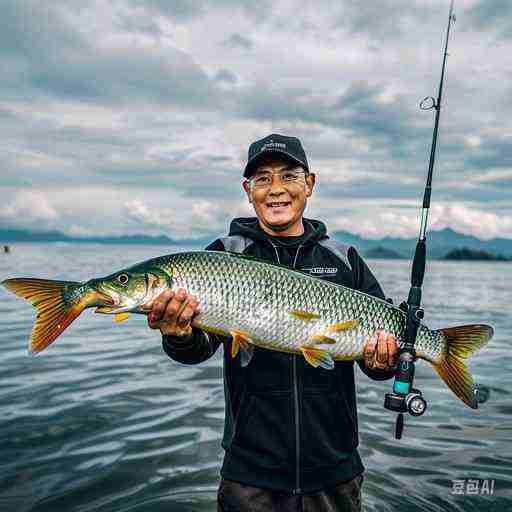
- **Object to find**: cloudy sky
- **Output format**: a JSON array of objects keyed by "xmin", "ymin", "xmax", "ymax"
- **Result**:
[{"xmin": 0, "ymin": 0, "xmax": 510, "ymax": 240}]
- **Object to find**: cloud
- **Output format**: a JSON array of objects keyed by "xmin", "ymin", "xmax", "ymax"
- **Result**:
[
  {"xmin": 1, "ymin": 1, "xmax": 219, "ymax": 106},
  {"xmin": 331, "ymin": 0, "xmax": 437, "ymax": 42},
  {"xmin": 125, "ymin": 197, "xmax": 250, "ymax": 238},
  {"xmin": 463, "ymin": 135, "xmax": 512, "ymax": 171},
  {"xmin": 214, "ymin": 69, "xmax": 239, "ymax": 84},
  {"xmin": 128, "ymin": 0, "xmax": 206, "ymax": 21},
  {"xmin": 468, "ymin": 0, "xmax": 512, "ymax": 38},
  {"xmin": 0, "ymin": 0, "xmax": 509, "ymax": 242},
  {"xmin": 0, "ymin": 191, "xmax": 58, "ymax": 229},
  {"xmin": 236, "ymin": 81, "xmax": 425, "ymax": 167},
  {"xmin": 430, "ymin": 203, "xmax": 512, "ymax": 240},
  {"xmin": 223, "ymin": 33, "xmax": 254, "ymax": 50},
  {"xmin": 308, "ymin": 201, "xmax": 512, "ymax": 241}
]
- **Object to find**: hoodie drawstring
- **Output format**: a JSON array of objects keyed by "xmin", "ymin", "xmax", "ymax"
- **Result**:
[{"xmin": 268, "ymin": 241, "xmax": 303, "ymax": 270}]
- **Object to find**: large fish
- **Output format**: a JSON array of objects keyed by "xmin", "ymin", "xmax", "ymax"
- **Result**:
[{"xmin": 2, "ymin": 250, "xmax": 492, "ymax": 408}]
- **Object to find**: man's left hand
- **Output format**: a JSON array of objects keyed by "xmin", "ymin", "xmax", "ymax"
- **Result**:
[{"xmin": 363, "ymin": 330, "xmax": 399, "ymax": 372}]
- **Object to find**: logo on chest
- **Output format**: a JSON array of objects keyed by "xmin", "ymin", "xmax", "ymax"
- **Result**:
[{"xmin": 301, "ymin": 267, "xmax": 338, "ymax": 276}]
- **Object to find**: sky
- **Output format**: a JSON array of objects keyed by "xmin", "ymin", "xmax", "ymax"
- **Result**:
[{"xmin": 0, "ymin": 0, "xmax": 510, "ymax": 241}]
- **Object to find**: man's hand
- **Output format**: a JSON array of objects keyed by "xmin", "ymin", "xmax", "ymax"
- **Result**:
[
  {"xmin": 362, "ymin": 330, "xmax": 399, "ymax": 373},
  {"xmin": 147, "ymin": 288, "xmax": 201, "ymax": 339}
]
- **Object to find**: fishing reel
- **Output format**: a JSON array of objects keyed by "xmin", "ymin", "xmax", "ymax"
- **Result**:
[
  {"xmin": 384, "ymin": 355, "xmax": 428, "ymax": 439},
  {"xmin": 385, "ymin": 386, "xmax": 427, "ymax": 439}
]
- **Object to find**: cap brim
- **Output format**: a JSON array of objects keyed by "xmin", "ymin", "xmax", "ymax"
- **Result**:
[{"xmin": 243, "ymin": 150, "xmax": 308, "ymax": 178}]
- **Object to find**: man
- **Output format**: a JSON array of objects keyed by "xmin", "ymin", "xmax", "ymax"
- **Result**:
[{"xmin": 148, "ymin": 134, "xmax": 398, "ymax": 511}]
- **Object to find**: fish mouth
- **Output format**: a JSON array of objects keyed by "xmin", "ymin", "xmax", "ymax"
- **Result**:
[
  {"xmin": 94, "ymin": 300, "xmax": 147, "ymax": 315},
  {"xmin": 91, "ymin": 288, "xmax": 121, "ymax": 314},
  {"xmin": 92, "ymin": 290, "xmax": 116, "ymax": 307}
]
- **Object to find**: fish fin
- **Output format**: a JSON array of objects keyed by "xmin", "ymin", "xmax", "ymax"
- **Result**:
[
  {"xmin": 327, "ymin": 319, "xmax": 359, "ymax": 333},
  {"xmin": 300, "ymin": 346, "xmax": 335, "ymax": 370},
  {"xmin": 1, "ymin": 278, "xmax": 85, "ymax": 354},
  {"xmin": 230, "ymin": 329, "xmax": 254, "ymax": 366},
  {"xmin": 289, "ymin": 310, "xmax": 321, "ymax": 321},
  {"xmin": 114, "ymin": 312, "xmax": 130, "ymax": 323},
  {"xmin": 433, "ymin": 324, "xmax": 493, "ymax": 409},
  {"xmin": 310, "ymin": 334, "xmax": 337, "ymax": 345}
]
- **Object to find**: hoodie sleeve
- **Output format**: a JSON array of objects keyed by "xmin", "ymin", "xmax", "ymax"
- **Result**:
[
  {"xmin": 348, "ymin": 247, "xmax": 396, "ymax": 381},
  {"xmin": 161, "ymin": 239, "xmax": 227, "ymax": 364}
]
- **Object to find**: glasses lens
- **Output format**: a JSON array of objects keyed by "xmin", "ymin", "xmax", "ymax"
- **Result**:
[{"xmin": 251, "ymin": 170, "xmax": 305, "ymax": 188}]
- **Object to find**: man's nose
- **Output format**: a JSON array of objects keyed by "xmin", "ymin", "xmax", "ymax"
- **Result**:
[{"xmin": 268, "ymin": 175, "xmax": 286, "ymax": 195}]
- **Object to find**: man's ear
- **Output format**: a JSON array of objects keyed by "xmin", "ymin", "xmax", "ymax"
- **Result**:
[
  {"xmin": 305, "ymin": 172, "xmax": 316, "ymax": 197},
  {"xmin": 242, "ymin": 180, "xmax": 252, "ymax": 203}
]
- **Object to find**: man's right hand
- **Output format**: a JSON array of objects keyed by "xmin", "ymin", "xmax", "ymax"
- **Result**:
[{"xmin": 147, "ymin": 288, "xmax": 201, "ymax": 339}]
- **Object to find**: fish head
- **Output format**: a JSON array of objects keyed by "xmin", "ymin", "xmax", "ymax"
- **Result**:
[{"xmin": 89, "ymin": 266, "xmax": 170, "ymax": 314}]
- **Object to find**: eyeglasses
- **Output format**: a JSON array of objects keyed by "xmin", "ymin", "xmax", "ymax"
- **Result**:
[{"xmin": 249, "ymin": 169, "xmax": 307, "ymax": 189}]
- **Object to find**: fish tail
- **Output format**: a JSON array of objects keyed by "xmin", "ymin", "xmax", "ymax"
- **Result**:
[
  {"xmin": 2, "ymin": 278, "xmax": 86, "ymax": 354},
  {"xmin": 433, "ymin": 324, "xmax": 493, "ymax": 409}
]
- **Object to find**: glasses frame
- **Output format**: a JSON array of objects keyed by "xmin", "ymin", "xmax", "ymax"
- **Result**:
[{"xmin": 247, "ymin": 166, "xmax": 308, "ymax": 190}]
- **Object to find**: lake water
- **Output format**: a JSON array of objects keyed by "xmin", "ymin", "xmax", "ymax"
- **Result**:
[{"xmin": 0, "ymin": 243, "xmax": 510, "ymax": 511}]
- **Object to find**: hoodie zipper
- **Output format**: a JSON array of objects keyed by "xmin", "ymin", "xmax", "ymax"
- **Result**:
[{"xmin": 269, "ymin": 240, "xmax": 304, "ymax": 494}]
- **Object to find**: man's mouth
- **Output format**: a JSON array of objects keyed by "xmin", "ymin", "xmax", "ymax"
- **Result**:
[{"xmin": 266, "ymin": 201, "xmax": 291, "ymax": 210}]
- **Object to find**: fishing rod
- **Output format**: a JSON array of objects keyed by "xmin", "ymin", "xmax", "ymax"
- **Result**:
[{"xmin": 384, "ymin": 0, "xmax": 456, "ymax": 439}]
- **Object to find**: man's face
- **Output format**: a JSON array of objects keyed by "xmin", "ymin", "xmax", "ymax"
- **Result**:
[{"xmin": 242, "ymin": 157, "xmax": 315, "ymax": 234}]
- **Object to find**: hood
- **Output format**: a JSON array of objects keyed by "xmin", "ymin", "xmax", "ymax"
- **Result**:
[{"xmin": 228, "ymin": 217, "xmax": 329, "ymax": 247}]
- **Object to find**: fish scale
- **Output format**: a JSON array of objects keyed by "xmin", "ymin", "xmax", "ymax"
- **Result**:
[{"xmin": 163, "ymin": 251, "xmax": 434, "ymax": 362}]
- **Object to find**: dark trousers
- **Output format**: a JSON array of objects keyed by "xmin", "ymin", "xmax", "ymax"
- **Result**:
[{"xmin": 217, "ymin": 473, "xmax": 364, "ymax": 512}]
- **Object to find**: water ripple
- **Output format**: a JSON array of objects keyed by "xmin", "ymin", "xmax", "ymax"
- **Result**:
[{"xmin": 0, "ymin": 246, "xmax": 510, "ymax": 511}]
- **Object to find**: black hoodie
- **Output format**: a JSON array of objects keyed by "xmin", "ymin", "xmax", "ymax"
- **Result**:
[{"xmin": 162, "ymin": 217, "xmax": 394, "ymax": 493}]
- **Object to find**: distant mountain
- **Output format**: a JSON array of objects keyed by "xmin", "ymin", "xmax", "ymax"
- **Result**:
[
  {"xmin": 332, "ymin": 227, "xmax": 512, "ymax": 259},
  {"xmin": 0, "ymin": 228, "xmax": 212, "ymax": 247},
  {"xmin": 2, "ymin": 226, "xmax": 512, "ymax": 259},
  {"xmin": 444, "ymin": 247, "xmax": 509, "ymax": 261},
  {"xmin": 365, "ymin": 246, "xmax": 406, "ymax": 259}
]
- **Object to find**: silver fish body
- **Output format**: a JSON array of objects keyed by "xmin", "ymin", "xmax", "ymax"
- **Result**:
[
  {"xmin": 148, "ymin": 251, "xmax": 442, "ymax": 362},
  {"xmin": 1, "ymin": 250, "xmax": 493, "ymax": 408}
]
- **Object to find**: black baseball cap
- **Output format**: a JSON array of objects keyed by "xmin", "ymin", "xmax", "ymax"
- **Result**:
[{"xmin": 243, "ymin": 133, "xmax": 309, "ymax": 178}]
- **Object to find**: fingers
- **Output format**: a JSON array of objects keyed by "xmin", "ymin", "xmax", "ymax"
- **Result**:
[
  {"xmin": 363, "ymin": 330, "xmax": 399, "ymax": 371},
  {"xmin": 363, "ymin": 333, "xmax": 378, "ymax": 369},
  {"xmin": 147, "ymin": 288, "xmax": 201, "ymax": 337},
  {"xmin": 176, "ymin": 295, "xmax": 200, "ymax": 328},
  {"xmin": 387, "ymin": 333, "xmax": 399, "ymax": 369},
  {"xmin": 375, "ymin": 331, "xmax": 389, "ymax": 369},
  {"xmin": 149, "ymin": 289, "xmax": 174, "ymax": 325}
]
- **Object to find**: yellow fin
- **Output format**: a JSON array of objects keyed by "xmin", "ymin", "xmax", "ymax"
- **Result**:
[
  {"xmin": 114, "ymin": 312, "xmax": 130, "ymax": 323},
  {"xmin": 310, "ymin": 334, "xmax": 337, "ymax": 344},
  {"xmin": 230, "ymin": 329, "xmax": 255, "ymax": 366},
  {"xmin": 289, "ymin": 310, "xmax": 321, "ymax": 321},
  {"xmin": 327, "ymin": 319, "xmax": 359, "ymax": 333},
  {"xmin": 300, "ymin": 346, "xmax": 335, "ymax": 370},
  {"xmin": 433, "ymin": 324, "xmax": 493, "ymax": 409}
]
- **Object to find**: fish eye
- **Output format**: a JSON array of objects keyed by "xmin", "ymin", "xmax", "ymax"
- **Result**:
[{"xmin": 117, "ymin": 273, "xmax": 129, "ymax": 285}]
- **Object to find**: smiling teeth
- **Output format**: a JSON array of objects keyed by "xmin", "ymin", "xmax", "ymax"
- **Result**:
[{"xmin": 268, "ymin": 202, "xmax": 289, "ymax": 207}]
